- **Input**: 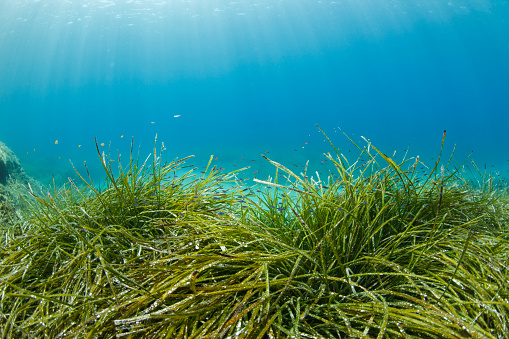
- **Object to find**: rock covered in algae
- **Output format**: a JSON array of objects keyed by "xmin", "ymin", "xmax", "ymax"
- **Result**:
[
  {"xmin": 0, "ymin": 141, "xmax": 29, "ymax": 185},
  {"xmin": 0, "ymin": 141, "xmax": 41, "ymax": 225}
]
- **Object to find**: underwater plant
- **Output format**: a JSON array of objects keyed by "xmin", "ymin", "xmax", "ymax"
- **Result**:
[{"xmin": 0, "ymin": 130, "xmax": 508, "ymax": 338}]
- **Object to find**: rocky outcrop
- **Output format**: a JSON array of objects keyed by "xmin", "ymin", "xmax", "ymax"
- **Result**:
[
  {"xmin": 0, "ymin": 141, "xmax": 31, "ymax": 186},
  {"xmin": 0, "ymin": 141, "xmax": 42, "ymax": 226}
]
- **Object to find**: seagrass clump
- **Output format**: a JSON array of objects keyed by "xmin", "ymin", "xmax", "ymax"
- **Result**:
[{"xmin": 0, "ymin": 131, "xmax": 508, "ymax": 338}]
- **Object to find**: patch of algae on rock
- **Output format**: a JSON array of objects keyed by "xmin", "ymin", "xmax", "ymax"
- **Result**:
[{"xmin": 0, "ymin": 141, "xmax": 42, "ymax": 227}]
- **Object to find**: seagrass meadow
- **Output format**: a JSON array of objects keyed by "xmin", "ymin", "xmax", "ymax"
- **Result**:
[{"xmin": 1, "ymin": 129, "xmax": 508, "ymax": 338}]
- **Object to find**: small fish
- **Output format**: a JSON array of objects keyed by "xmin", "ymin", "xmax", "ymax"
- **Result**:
[
  {"xmin": 55, "ymin": 140, "xmax": 58, "ymax": 145},
  {"xmin": 174, "ymin": 115, "xmax": 181, "ymax": 118},
  {"xmin": 151, "ymin": 121, "xmax": 155, "ymax": 124},
  {"xmin": 78, "ymin": 145, "xmax": 81, "ymax": 148},
  {"xmin": 100, "ymin": 143, "xmax": 105, "ymax": 146}
]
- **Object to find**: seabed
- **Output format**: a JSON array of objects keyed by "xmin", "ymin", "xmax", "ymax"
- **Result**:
[{"xmin": 0, "ymin": 130, "xmax": 508, "ymax": 338}]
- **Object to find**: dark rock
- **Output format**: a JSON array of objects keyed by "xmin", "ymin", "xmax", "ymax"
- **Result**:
[
  {"xmin": 0, "ymin": 141, "xmax": 42, "ymax": 224},
  {"xmin": 0, "ymin": 141, "xmax": 31, "ymax": 186}
]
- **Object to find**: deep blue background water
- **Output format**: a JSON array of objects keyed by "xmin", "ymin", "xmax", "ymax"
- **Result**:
[{"xmin": 1, "ymin": 0, "xmax": 508, "ymax": 186}]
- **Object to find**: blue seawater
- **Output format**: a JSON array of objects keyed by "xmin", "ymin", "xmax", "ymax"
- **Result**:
[{"xmin": 0, "ymin": 0, "xmax": 508, "ymax": 187}]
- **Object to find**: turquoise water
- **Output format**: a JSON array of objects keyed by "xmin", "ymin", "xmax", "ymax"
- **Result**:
[{"xmin": 1, "ymin": 1, "xmax": 508, "ymax": 187}]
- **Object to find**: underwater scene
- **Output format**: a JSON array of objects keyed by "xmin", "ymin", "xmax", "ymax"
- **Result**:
[
  {"xmin": 1, "ymin": 0, "xmax": 509, "ymax": 337},
  {"xmin": 1, "ymin": 0, "xmax": 508, "ymax": 184}
]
